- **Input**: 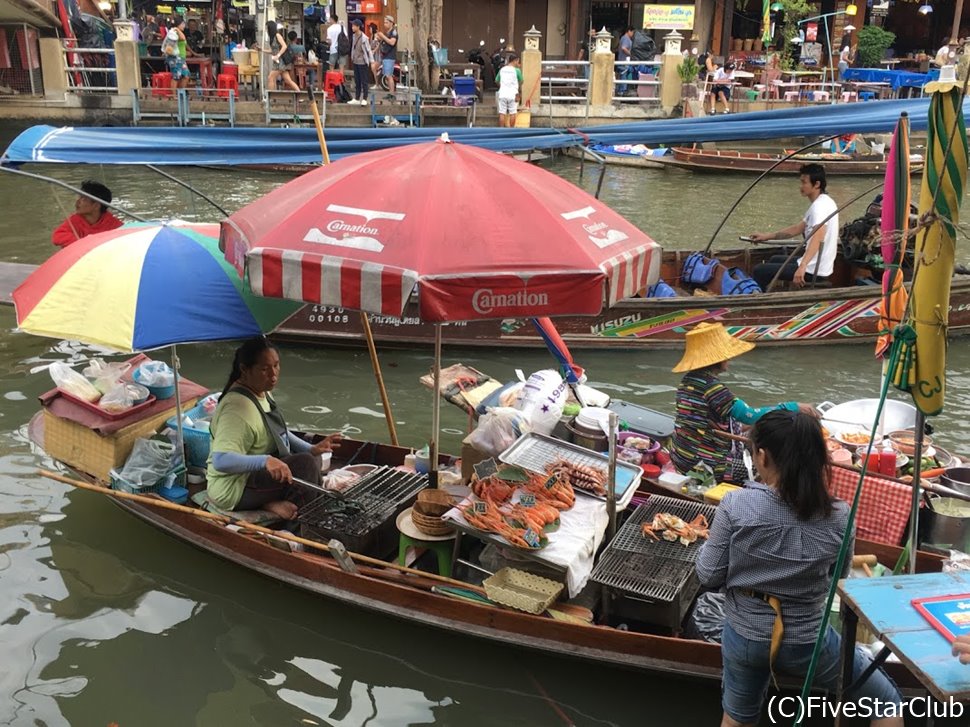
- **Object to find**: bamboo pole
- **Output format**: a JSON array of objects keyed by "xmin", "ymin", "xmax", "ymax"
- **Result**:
[
  {"xmin": 37, "ymin": 469, "xmax": 479, "ymax": 591},
  {"xmin": 308, "ymin": 89, "xmax": 398, "ymax": 446}
]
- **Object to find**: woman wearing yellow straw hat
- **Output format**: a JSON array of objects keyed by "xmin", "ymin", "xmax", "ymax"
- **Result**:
[{"xmin": 670, "ymin": 322, "xmax": 814, "ymax": 482}]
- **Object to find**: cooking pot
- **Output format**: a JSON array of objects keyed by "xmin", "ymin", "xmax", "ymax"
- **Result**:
[
  {"xmin": 818, "ymin": 399, "xmax": 917, "ymax": 438},
  {"xmin": 942, "ymin": 466, "xmax": 970, "ymax": 496},
  {"xmin": 920, "ymin": 497, "xmax": 970, "ymax": 552}
]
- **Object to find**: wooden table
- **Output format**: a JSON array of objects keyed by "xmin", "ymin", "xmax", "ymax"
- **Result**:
[{"xmin": 837, "ymin": 573, "xmax": 970, "ymax": 713}]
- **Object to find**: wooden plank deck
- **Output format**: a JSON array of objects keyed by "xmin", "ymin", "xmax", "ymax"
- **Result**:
[{"xmin": 0, "ymin": 262, "xmax": 35, "ymax": 306}]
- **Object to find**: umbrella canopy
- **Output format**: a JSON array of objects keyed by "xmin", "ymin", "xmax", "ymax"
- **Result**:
[
  {"xmin": 221, "ymin": 138, "xmax": 661, "ymax": 322},
  {"xmin": 14, "ymin": 222, "xmax": 301, "ymax": 352},
  {"xmin": 875, "ymin": 113, "xmax": 911, "ymax": 360},
  {"xmin": 908, "ymin": 74, "xmax": 968, "ymax": 415}
]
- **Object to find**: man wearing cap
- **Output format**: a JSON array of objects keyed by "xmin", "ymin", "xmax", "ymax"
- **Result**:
[
  {"xmin": 376, "ymin": 15, "xmax": 398, "ymax": 97},
  {"xmin": 51, "ymin": 180, "xmax": 123, "ymax": 247},
  {"xmin": 670, "ymin": 322, "xmax": 815, "ymax": 482}
]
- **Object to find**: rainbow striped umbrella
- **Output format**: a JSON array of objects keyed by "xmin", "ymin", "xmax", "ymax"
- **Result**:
[{"xmin": 14, "ymin": 222, "xmax": 301, "ymax": 352}]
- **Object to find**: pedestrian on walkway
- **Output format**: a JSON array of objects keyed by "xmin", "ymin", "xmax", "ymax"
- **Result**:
[{"xmin": 350, "ymin": 19, "xmax": 374, "ymax": 104}]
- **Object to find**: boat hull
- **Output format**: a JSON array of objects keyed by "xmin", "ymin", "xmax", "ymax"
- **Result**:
[
  {"xmin": 111, "ymin": 495, "xmax": 940, "ymax": 690},
  {"xmin": 655, "ymin": 147, "xmax": 923, "ymax": 176},
  {"xmin": 274, "ymin": 276, "xmax": 970, "ymax": 350}
]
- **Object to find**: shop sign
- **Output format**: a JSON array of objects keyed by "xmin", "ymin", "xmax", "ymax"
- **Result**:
[
  {"xmin": 642, "ymin": 5, "xmax": 695, "ymax": 30},
  {"xmin": 805, "ymin": 22, "xmax": 818, "ymax": 42}
]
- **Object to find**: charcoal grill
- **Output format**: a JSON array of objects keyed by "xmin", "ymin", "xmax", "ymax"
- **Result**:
[
  {"xmin": 590, "ymin": 495, "xmax": 717, "ymax": 631},
  {"xmin": 298, "ymin": 466, "xmax": 429, "ymax": 557}
]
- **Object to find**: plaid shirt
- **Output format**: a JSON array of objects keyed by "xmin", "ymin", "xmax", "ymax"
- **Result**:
[{"xmin": 696, "ymin": 481, "xmax": 853, "ymax": 645}]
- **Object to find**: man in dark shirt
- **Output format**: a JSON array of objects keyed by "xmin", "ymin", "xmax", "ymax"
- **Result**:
[
  {"xmin": 376, "ymin": 14, "xmax": 398, "ymax": 97},
  {"xmin": 185, "ymin": 17, "xmax": 205, "ymax": 56}
]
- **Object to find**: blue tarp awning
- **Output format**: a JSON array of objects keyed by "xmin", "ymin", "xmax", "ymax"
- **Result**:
[{"xmin": 3, "ymin": 98, "xmax": 964, "ymax": 167}]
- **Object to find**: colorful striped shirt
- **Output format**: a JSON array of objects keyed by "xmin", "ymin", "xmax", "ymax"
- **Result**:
[{"xmin": 670, "ymin": 369, "xmax": 797, "ymax": 482}]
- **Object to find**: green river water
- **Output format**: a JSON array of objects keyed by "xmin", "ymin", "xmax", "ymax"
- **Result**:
[{"xmin": 1, "ymin": 122, "xmax": 969, "ymax": 726}]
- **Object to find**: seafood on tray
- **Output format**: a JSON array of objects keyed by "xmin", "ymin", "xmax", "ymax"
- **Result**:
[
  {"xmin": 473, "ymin": 468, "xmax": 576, "ymax": 511},
  {"xmin": 642, "ymin": 513, "xmax": 710, "ymax": 546},
  {"xmin": 546, "ymin": 459, "xmax": 608, "ymax": 497},
  {"xmin": 462, "ymin": 500, "xmax": 550, "ymax": 550}
]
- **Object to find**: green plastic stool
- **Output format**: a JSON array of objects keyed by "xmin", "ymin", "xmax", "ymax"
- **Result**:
[
  {"xmin": 744, "ymin": 89, "xmax": 758, "ymax": 101},
  {"xmin": 396, "ymin": 508, "xmax": 456, "ymax": 577}
]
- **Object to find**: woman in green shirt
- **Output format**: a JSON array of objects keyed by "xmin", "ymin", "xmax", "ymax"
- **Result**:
[{"xmin": 206, "ymin": 337, "xmax": 341, "ymax": 519}]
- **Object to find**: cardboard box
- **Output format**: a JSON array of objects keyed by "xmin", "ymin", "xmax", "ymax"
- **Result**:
[{"xmin": 460, "ymin": 438, "xmax": 490, "ymax": 482}]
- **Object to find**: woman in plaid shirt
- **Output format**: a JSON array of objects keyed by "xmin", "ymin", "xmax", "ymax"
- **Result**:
[{"xmin": 697, "ymin": 411, "xmax": 903, "ymax": 727}]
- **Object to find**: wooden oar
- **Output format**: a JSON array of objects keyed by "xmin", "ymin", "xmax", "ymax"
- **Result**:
[{"xmin": 37, "ymin": 469, "xmax": 478, "ymax": 592}]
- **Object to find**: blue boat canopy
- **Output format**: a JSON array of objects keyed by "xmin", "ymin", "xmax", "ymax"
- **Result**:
[{"xmin": 2, "ymin": 98, "xmax": 963, "ymax": 166}]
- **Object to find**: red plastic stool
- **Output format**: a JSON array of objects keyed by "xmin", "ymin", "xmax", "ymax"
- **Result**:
[
  {"xmin": 216, "ymin": 74, "xmax": 238, "ymax": 98},
  {"xmin": 221, "ymin": 62, "xmax": 239, "ymax": 81},
  {"xmin": 323, "ymin": 70, "xmax": 344, "ymax": 101},
  {"xmin": 151, "ymin": 72, "xmax": 173, "ymax": 98}
]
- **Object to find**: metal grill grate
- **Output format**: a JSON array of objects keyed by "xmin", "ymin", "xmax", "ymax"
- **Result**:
[
  {"xmin": 592, "ymin": 549, "xmax": 695, "ymax": 602},
  {"xmin": 611, "ymin": 495, "xmax": 717, "ymax": 560},
  {"xmin": 591, "ymin": 495, "xmax": 717, "ymax": 602},
  {"xmin": 298, "ymin": 466, "xmax": 429, "ymax": 537}
]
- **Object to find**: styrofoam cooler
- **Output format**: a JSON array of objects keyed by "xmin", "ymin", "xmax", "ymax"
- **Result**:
[{"xmin": 638, "ymin": 72, "xmax": 657, "ymax": 99}]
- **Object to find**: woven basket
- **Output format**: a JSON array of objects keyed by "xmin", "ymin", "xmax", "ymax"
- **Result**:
[
  {"xmin": 411, "ymin": 501, "xmax": 455, "ymax": 536},
  {"xmin": 483, "ymin": 567, "xmax": 564, "ymax": 614},
  {"xmin": 417, "ymin": 488, "xmax": 455, "ymax": 517}
]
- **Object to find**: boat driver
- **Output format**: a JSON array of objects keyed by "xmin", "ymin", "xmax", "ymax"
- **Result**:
[
  {"xmin": 749, "ymin": 163, "xmax": 839, "ymax": 291},
  {"xmin": 51, "ymin": 180, "xmax": 123, "ymax": 247}
]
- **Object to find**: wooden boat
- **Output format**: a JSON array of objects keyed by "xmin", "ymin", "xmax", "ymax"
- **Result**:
[
  {"xmin": 33, "ymin": 423, "xmax": 943, "ymax": 692},
  {"xmin": 271, "ymin": 245, "xmax": 970, "ymax": 350},
  {"xmin": 654, "ymin": 146, "xmax": 924, "ymax": 176},
  {"xmin": 5, "ymin": 246, "xmax": 970, "ymax": 350}
]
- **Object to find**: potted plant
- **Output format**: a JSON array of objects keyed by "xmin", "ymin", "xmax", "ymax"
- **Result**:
[
  {"xmin": 677, "ymin": 55, "xmax": 700, "ymax": 99},
  {"xmin": 856, "ymin": 26, "xmax": 896, "ymax": 67}
]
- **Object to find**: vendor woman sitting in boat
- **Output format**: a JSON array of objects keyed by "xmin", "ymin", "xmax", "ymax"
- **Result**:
[
  {"xmin": 670, "ymin": 322, "xmax": 814, "ymax": 482},
  {"xmin": 206, "ymin": 337, "xmax": 341, "ymax": 520}
]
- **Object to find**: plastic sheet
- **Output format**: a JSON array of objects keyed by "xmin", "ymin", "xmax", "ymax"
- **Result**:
[{"xmin": 118, "ymin": 438, "xmax": 176, "ymax": 486}]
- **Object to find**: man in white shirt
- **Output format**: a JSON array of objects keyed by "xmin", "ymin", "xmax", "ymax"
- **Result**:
[
  {"xmin": 495, "ymin": 54, "xmax": 522, "ymax": 127},
  {"xmin": 749, "ymin": 164, "xmax": 840, "ymax": 290},
  {"xmin": 327, "ymin": 13, "xmax": 347, "ymax": 70}
]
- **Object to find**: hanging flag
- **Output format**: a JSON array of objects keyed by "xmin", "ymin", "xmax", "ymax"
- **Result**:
[{"xmin": 762, "ymin": 0, "xmax": 773, "ymax": 43}]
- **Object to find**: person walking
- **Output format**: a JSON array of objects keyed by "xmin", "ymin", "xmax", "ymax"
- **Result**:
[
  {"xmin": 263, "ymin": 21, "xmax": 300, "ymax": 92},
  {"xmin": 349, "ymin": 19, "xmax": 374, "ymax": 104},
  {"xmin": 326, "ymin": 13, "xmax": 349, "ymax": 71},
  {"xmin": 161, "ymin": 15, "xmax": 190, "ymax": 93},
  {"xmin": 616, "ymin": 25, "xmax": 634, "ymax": 94}
]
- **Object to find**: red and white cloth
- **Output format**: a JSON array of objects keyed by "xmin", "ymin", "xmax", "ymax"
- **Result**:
[{"xmin": 828, "ymin": 465, "xmax": 915, "ymax": 547}]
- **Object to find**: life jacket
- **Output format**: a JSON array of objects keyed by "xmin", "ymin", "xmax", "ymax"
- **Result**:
[
  {"xmin": 721, "ymin": 267, "xmax": 762, "ymax": 296},
  {"xmin": 682, "ymin": 252, "xmax": 719, "ymax": 286}
]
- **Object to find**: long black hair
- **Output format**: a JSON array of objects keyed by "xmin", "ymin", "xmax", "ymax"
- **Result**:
[
  {"xmin": 266, "ymin": 20, "xmax": 278, "ymax": 41},
  {"xmin": 751, "ymin": 410, "xmax": 833, "ymax": 521},
  {"xmin": 221, "ymin": 337, "xmax": 278, "ymax": 399}
]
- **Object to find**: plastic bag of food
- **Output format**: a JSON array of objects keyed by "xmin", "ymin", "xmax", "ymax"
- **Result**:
[
  {"xmin": 135, "ymin": 361, "xmax": 175, "ymax": 387},
  {"xmin": 119, "ymin": 438, "xmax": 175, "ymax": 486},
  {"xmin": 467, "ymin": 407, "xmax": 529, "ymax": 456},
  {"xmin": 99, "ymin": 382, "xmax": 136, "ymax": 413},
  {"xmin": 82, "ymin": 358, "xmax": 131, "ymax": 382},
  {"xmin": 49, "ymin": 362, "xmax": 101, "ymax": 402}
]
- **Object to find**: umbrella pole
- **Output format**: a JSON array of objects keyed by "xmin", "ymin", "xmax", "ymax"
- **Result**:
[
  {"xmin": 171, "ymin": 345, "xmax": 186, "ymax": 472},
  {"xmin": 606, "ymin": 412, "xmax": 618, "ymax": 542},
  {"xmin": 908, "ymin": 411, "xmax": 926, "ymax": 574},
  {"xmin": 360, "ymin": 312, "xmax": 398, "ymax": 446},
  {"xmin": 430, "ymin": 324, "xmax": 443, "ymax": 485}
]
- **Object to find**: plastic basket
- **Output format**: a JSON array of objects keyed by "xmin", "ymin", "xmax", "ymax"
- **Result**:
[
  {"xmin": 483, "ymin": 567, "xmax": 563, "ymax": 614},
  {"xmin": 109, "ymin": 466, "xmax": 183, "ymax": 496},
  {"xmin": 166, "ymin": 401, "xmax": 213, "ymax": 468}
]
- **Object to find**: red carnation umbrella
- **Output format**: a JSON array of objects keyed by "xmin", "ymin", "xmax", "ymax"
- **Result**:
[{"xmin": 221, "ymin": 136, "xmax": 661, "ymax": 465}]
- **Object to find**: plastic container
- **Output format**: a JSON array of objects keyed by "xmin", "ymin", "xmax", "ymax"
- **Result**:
[
  {"xmin": 617, "ymin": 432, "xmax": 661, "ymax": 463},
  {"xmin": 878, "ymin": 445, "xmax": 897, "ymax": 477},
  {"xmin": 158, "ymin": 484, "xmax": 189, "ymax": 504},
  {"xmin": 133, "ymin": 364, "xmax": 176, "ymax": 399},
  {"xmin": 166, "ymin": 401, "xmax": 212, "ymax": 468},
  {"xmin": 565, "ymin": 407, "xmax": 611, "ymax": 452},
  {"xmin": 483, "ymin": 567, "xmax": 563, "ymax": 614},
  {"xmin": 320, "ymin": 451, "xmax": 332, "ymax": 473},
  {"xmin": 641, "ymin": 463, "xmax": 662, "ymax": 480},
  {"xmin": 704, "ymin": 483, "xmax": 741, "ymax": 504},
  {"xmin": 453, "ymin": 75, "xmax": 476, "ymax": 97}
]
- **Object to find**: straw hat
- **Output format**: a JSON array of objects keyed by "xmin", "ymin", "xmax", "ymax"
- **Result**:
[{"xmin": 672, "ymin": 322, "xmax": 755, "ymax": 373}]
